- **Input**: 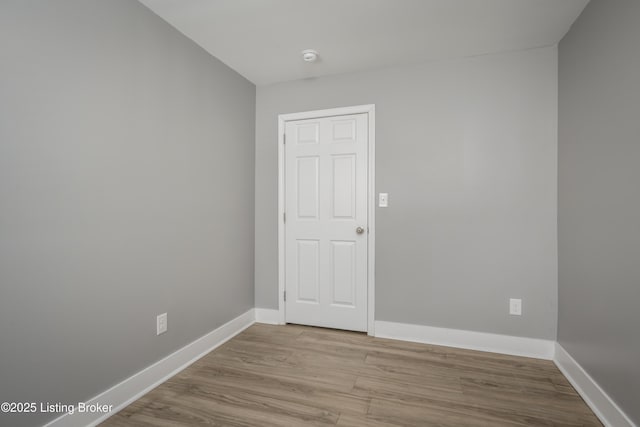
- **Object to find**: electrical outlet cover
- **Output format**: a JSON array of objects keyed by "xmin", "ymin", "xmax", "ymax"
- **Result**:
[
  {"xmin": 157, "ymin": 313, "xmax": 168, "ymax": 335},
  {"xmin": 509, "ymin": 299, "xmax": 522, "ymax": 316}
]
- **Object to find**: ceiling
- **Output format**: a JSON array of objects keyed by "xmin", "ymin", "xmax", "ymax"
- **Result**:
[{"xmin": 138, "ymin": 0, "xmax": 589, "ymax": 86}]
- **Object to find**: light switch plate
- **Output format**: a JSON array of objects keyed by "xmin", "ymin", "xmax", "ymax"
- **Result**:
[{"xmin": 379, "ymin": 193, "xmax": 389, "ymax": 207}]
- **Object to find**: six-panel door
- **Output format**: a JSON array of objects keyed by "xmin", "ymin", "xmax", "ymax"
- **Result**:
[{"xmin": 284, "ymin": 113, "xmax": 368, "ymax": 331}]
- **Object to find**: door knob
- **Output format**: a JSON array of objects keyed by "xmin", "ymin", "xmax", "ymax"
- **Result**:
[{"xmin": 356, "ymin": 226, "xmax": 365, "ymax": 234}]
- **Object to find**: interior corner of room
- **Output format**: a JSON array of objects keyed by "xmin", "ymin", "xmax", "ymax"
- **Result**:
[{"xmin": 0, "ymin": 0, "xmax": 638, "ymax": 426}]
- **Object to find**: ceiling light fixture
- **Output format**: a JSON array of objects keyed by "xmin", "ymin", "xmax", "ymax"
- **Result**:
[{"xmin": 301, "ymin": 49, "xmax": 319, "ymax": 63}]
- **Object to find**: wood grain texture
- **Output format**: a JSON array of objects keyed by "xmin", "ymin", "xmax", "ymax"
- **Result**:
[{"xmin": 101, "ymin": 324, "xmax": 601, "ymax": 426}]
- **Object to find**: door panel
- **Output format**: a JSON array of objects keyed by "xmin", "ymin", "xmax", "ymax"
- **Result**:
[
  {"xmin": 285, "ymin": 113, "xmax": 368, "ymax": 332},
  {"xmin": 296, "ymin": 122, "xmax": 320, "ymax": 144},
  {"xmin": 331, "ymin": 240, "xmax": 356, "ymax": 306},
  {"xmin": 296, "ymin": 156, "xmax": 319, "ymax": 219},
  {"xmin": 332, "ymin": 155, "xmax": 356, "ymax": 219},
  {"xmin": 331, "ymin": 117, "xmax": 357, "ymax": 142},
  {"xmin": 296, "ymin": 240, "xmax": 319, "ymax": 303}
]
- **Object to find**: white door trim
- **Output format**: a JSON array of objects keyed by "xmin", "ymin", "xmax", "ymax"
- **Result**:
[{"xmin": 278, "ymin": 104, "xmax": 376, "ymax": 335}]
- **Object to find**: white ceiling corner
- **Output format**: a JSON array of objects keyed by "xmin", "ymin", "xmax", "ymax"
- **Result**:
[{"xmin": 138, "ymin": 0, "xmax": 589, "ymax": 86}]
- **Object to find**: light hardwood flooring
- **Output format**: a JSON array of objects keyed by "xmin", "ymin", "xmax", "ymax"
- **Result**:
[{"xmin": 102, "ymin": 323, "xmax": 601, "ymax": 426}]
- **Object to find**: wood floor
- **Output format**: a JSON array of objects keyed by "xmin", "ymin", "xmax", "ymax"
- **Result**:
[{"xmin": 102, "ymin": 324, "xmax": 601, "ymax": 426}]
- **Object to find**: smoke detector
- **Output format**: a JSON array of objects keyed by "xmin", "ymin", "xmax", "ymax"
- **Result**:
[{"xmin": 301, "ymin": 49, "xmax": 319, "ymax": 63}]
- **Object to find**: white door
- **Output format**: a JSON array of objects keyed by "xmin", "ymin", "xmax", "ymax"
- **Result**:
[{"xmin": 284, "ymin": 113, "xmax": 368, "ymax": 331}]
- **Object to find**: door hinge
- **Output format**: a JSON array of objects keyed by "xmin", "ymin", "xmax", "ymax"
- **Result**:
[
  {"xmin": 283, "ymin": 134, "xmax": 286, "ymax": 144},
  {"xmin": 284, "ymin": 290, "xmax": 287, "ymax": 302},
  {"xmin": 283, "ymin": 212, "xmax": 286, "ymax": 223}
]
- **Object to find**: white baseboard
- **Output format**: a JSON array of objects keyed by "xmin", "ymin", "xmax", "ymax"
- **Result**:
[
  {"xmin": 40, "ymin": 312, "xmax": 636, "ymax": 427},
  {"xmin": 254, "ymin": 308, "xmax": 282, "ymax": 325},
  {"xmin": 554, "ymin": 343, "xmax": 636, "ymax": 427},
  {"xmin": 44, "ymin": 309, "xmax": 255, "ymax": 427},
  {"xmin": 374, "ymin": 320, "xmax": 555, "ymax": 360}
]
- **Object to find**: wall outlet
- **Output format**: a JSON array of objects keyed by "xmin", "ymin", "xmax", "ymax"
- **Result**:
[
  {"xmin": 509, "ymin": 299, "xmax": 522, "ymax": 316},
  {"xmin": 156, "ymin": 312, "xmax": 167, "ymax": 335}
]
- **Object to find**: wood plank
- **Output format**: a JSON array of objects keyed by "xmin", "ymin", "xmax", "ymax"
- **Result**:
[{"xmin": 100, "ymin": 324, "xmax": 602, "ymax": 427}]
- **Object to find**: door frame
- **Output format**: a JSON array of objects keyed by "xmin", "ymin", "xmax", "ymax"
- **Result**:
[{"xmin": 277, "ymin": 104, "xmax": 376, "ymax": 335}]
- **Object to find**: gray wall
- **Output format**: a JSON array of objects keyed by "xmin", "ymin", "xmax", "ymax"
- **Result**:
[
  {"xmin": 256, "ymin": 47, "xmax": 558, "ymax": 339},
  {"xmin": 558, "ymin": 0, "xmax": 640, "ymax": 423},
  {"xmin": 0, "ymin": 1, "xmax": 255, "ymax": 426}
]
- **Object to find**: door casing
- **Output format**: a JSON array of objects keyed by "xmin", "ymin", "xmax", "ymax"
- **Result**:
[{"xmin": 277, "ymin": 104, "xmax": 376, "ymax": 334}]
